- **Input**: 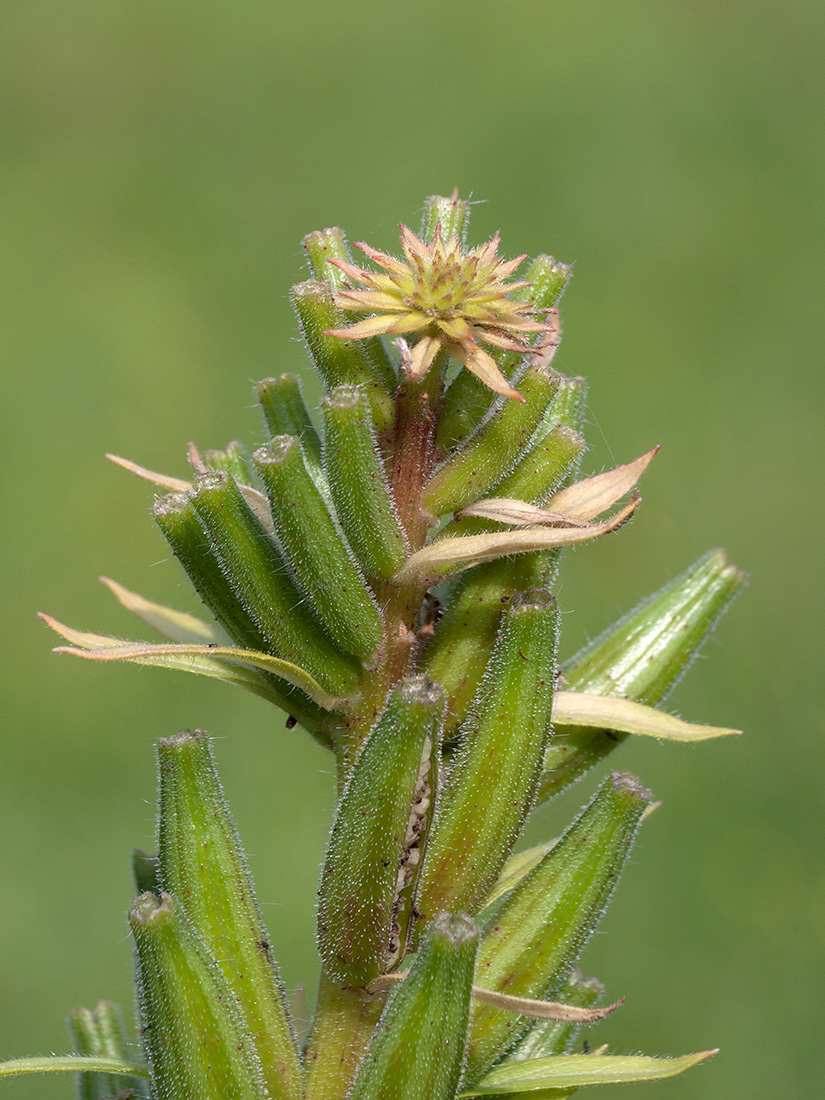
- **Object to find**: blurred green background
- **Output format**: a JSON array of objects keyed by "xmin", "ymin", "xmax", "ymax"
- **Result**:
[{"xmin": 1, "ymin": 1, "xmax": 823, "ymax": 1096}]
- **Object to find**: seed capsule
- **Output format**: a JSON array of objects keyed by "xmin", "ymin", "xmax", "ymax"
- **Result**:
[
  {"xmin": 254, "ymin": 435, "xmax": 383, "ymax": 659},
  {"xmin": 189, "ymin": 470, "xmax": 359, "ymax": 697},
  {"xmin": 316, "ymin": 676, "xmax": 444, "ymax": 987},
  {"xmin": 416, "ymin": 591, "xmax": 559, "ymax": 922},
  {"xmin": 347, "ymin": 913, "xmax": 479, "ymax": 1100},
  {"xmin": 157, "ymin": 730, "xmax": 303, "ymax": 1100},
  {"xmin": 322, "ymin": 385, "xmax": 408, "ymax": 580},
  {"xmin": 256, "ymin": 374, "xmax": 324, "ymax": 485},
  {"xmin": 539, "ymin": 548, "xmax": 746, "ymax": 802},
  {"xmin": 292, "ymin": 279, "xmax": 395, "ymax": 432},
  {"xmin": 130, "ymin": 891, "xmax": 268, "ymax": 1100},
  {"xmin": 465, "ymin": 771, "xmax": 652, "ymax": 1082}
]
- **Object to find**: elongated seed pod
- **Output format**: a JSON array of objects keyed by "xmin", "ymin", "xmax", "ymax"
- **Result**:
[
  {"xmin": 156, "ymin": 731, "xmax": 303, "ymax": 1100},
  {"xmin": 130, "ymin": 892, "xmax": 268, "ymax": 1100},
  {"xmin": 347, "ymin": 914, "xmax": 479, "ymax": 1100},
  {"xmin": 322, "ymin": 385, "xmax": 407, "ymax": 580},
  {"xmin": 507, "ymin": 969, "xmax": 606, "ymax": 1061},
  {"xmin": 292, "ymin": 279, "xmax": 395, "ymax": 432},
  {"xmin": 465, "ymin": 771, "xmax": 652, "ymax": 1082},
  {"xmin": 153, "ymin": 491, "xmax": 329, "ymax": 730},
  {"xmin": 302, "ymin": 228, "xmax": 396, "ymax": 384},
  {"xmin": 539, "ymin": 549, "xmax": 746, "ymax": 802},
  {"xmin": 416, "ymin": 591, "xmax": 558, "ymax": 921},
  {"xmin": 421, "ymin": 192, "xmax": 470, "ymax": 245},
  {"xmin": 316, "ymin": 676, "xmax": 444, "ymax": 987},
  {"xmin": 68, "ymin": 1001, "xmax": 146, "ymax": 1100},
  {"xmin": 422, "ymin": 366, "xmax": 562, "ymax": 518},
  {"xmin": 256, "ymin": 374, "xmax": 324, "ymax": 483},
  {"xmin": 189, "ymin": 471, "xmax": 359, "ymax": 697},
  {"xmin": 203, "ymin": 440, "xmax": 257, "ymax": 487},
  {"xmin": 254, "ymin": 436, "xmax": 383, "ymax": 659},
  {"xmin": 422, "ymin": 376, "xmax": 587, "ymax": 735},
  {"xmin": 438, "ymin": 255, "xmax": 571, "ymax": 450}
]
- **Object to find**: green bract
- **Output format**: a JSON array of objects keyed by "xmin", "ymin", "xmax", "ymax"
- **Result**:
[{"xmin": 15, "ymin": 194, "xmax": 743, "ymax": 1100}]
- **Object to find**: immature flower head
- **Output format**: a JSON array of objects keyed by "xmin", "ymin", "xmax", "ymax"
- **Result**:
[{"xmin": 325, "ymin": 224, "xmax": 555, "ymax": 401}]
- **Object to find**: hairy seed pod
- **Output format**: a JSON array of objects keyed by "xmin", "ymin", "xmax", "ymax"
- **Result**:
[
  {"xmin": 157, "ymin": 731, "xmax": 303, "ymax": 1100},
  {"xmin": 189, "ymin": 471, "xmax": 359, "ymax": 697},
  {"xmin": 422, "ymin": 366, "xmax": 562, "ymax": 518},
  {"xmin": 254, "ymin": 435, "xmax": 383, "ymax": 659},
  {"xmin": 465, "ymin": 771, "xmax": 652, "ymax": 1082},
  {"xmin": 421, "ymin": 192, "xmax": 470, "ymax": 245},
  {"xmin": 292, "ymin": 278, "xmax": 395, "ymax": 432},
  {"xmin": 347, "ymin": 914, "xmax": 479, "ymax": 1100},
  {"xmin": 130, "ymin": 892, "xmax": 268, "ymax": 1100},
  {"xmin": 416, "ymin": 591, "xmax": 559, "ymax": 922},
  {"xmin": 322, "ymin": 384, "xmax": 408, "ymax": 580},
  {"xmin": 539, "ymin": 548, "xmax": 746, "ymax": 802},
  {"xmin": 203, "ymin": 439, "xmax": 257, "ymax": 487},
  {"xmin": 256, "ymin": 374, "xmax": 324, "ymax": 485},
  {"xmin": 316, "ymin": 676, "xmax": 444, "ymax": 987},
  {"xmin": 153, "ymin": 490, "xmax": 330, "ymax": 729},
  {"xmin": 68, "ymin": 1001, "xmax": 145, "ymax": 1100}
]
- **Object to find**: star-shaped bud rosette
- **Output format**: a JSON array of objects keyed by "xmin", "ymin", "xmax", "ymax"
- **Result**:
[{"xmin": 324, "ymin": 224, "xmax": 554, "ymax": 401}]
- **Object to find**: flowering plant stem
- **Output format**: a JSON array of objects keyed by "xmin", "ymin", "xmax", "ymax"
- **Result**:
[{"xmin": 5, "ymin": 193, "xmax": 744, "ymax": 1100}]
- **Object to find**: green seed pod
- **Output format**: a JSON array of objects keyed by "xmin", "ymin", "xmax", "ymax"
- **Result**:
[
  {"xmin": 254, "ymin": 436, "xmax": 383, "ymax": 659},
  {"xmin": 68, "ymin": 1001, "xmax": 145, "ymax": 1100},
  {"xmin": 153, "ymin": 490, "xmax": 331, "ymax": 730},
  {"xmin": 539, "ymin": 548, "xmax": 746, "ymax": 802},
  {"xmin": 203, "ymin": 440, "xmax": 257, "ymax": 487},
  {"xmin": 129, "ymin": 891, "xmax": 268, "ymax": 1100},
  {"xmin": 422, "ymin": 365, "xmax": 562, "ymax": 518},
  {"xmin": 347, "ymin": 913, "xmax": 479, "ymax": 1100},
  {"xmin": 421, "ymin": 565, "xmax": 517, "ymax": 738},
  {"xmin": 506, "ymin": 969, "xmax": 606, "ymax": 1061},
  {"xmin": 255, "ymin": 374, "xmax": 324, "ymax": 484},
  {"xmin": 437, "ymin": 255, "xmax": 571, "ymax": 450},
  {"xmin": 156, "ymin": 731, "xmax": 303, "ymax": 1100},
  {"xmin": 416, "ymin": 591, "xmax": 558, "ymax": 922},
  {"xmin": 189, "ymin": 471, "xmax": 359, "ymax": 697},
  {"xmin": 303, "ymin": 226, "xmax": 351, "ymax": 289},
  {"xmin": 292, "ymin": 278, "xmax": 395, "ymax": 432},
  {"xmin": 322, "ymin": 384, "xmax": 407, "ymax": 580},
  {"xmin": 317, "ymin": 676, "xmax": 444, "ymax": 987},
  {"xmin": 465, "ymin": 771, "xmax": 652, "ymax": 1082},
  {"xmin": 421, "ymin": 192, "xmax": 470, "ymax": 245}
]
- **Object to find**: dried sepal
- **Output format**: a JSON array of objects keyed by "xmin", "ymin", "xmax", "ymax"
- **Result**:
[
  {"xmin": 99, "ymin": 576, "xmax": 227, "ymax": 644},
  {"xmin": 553, "ymin": 691, "xmax": 741, "ymax": 741}
]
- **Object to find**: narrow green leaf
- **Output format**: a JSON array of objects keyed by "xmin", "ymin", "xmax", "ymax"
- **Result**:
[
  {"xmin": 43, "ymin": 619, "xmax": 344, "ymax": 710},
  {"xmin": 552, "ymin": 691, "xmax": 741, "ymax": 742},
  {"xmin": 461, "ymin": 1050, "xmax": 718, "ymax": 1094},
  {"xmin": 0, "ymin": 1056, "xmax": 148, "ymax": 1080},
  {"xmin": 395, "ymin": 496, "xmax": 640, "ymax": 586},
  {"xmin": 100, "ymin": 576, "xmax": 228, "ymax": 644}
]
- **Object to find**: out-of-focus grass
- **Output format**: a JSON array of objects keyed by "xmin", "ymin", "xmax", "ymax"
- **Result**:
[{"xmin": 1, "ymin": 2, "xmax": 822, "ymax": 1097}]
